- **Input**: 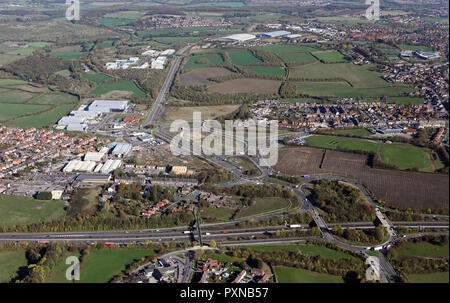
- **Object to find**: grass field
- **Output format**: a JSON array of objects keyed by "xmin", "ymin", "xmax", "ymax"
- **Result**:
[
  {"xmin": 399, "ymin": 44, "xmax": 433, "ymax": 52},
  {"xmin": 244, "ymin": 66, "xmax": 285, "ymax": 77},
  {"xmin": 45, "ymin": 251, "xmax": 81, "ymax": 283},
  {"xmin": 79, "ymin": 249, "xmax": 156, "ymax": 283},
  {"xmin": 241, "ymin": 244, "xmax": 354, "ymax": 259},
  {"xmin": 237, "ymin": 197, "xmax": 290, "ymax": 218},
  {"xmin": 164, "ymin": 105, "xmax": 240, "ymax": 121},
  {"xmin": 256, "ymin": 44, "xmax": 318, "ymax": 54},
  {"xmin": 0, "ymin": 194, "xmax": 66, "ymax": 228},
  {"xmin": 279, "ymin": 52, "xmax": 317, "ymax": 64},
  {"xmin": 312, "ymin": 50, "xmax": 348, "ymax": 63},
  {"xmin": 0, "ymin": 249, "xmax": 27, "ymax": 283},
  {"xmin": 387, "ymin": 96, "xmax": 425, "ymax": 105},
  {"xmin": 226, "ymin": 156, "xmax": 261, "ymax": 177},
  {"xmin": 83, "ymin": 72, "xmax": 111, "ymax": 84},
  {"xmin": 274, "ymin": 266, "xmax": 344, "ymax": 283},
  {"xmin": 397, "ymin": 242, "xmax": 449, "ymax": 258},
  {"xmin": 304, "ymin": 135, "xmax": 433, "ymax": 171},
  {"xmin": 183, "ymin": 53, "xmax": 224, "ymax": 71},
  {"xmin": 201, "ymin": 207, "xmax": 236, "ymax": 221},
  {"xmin": 90, "ymin": 80, "xmax": 146, "ymax": 98},
  {"xmin": 332, "ymin": 128, "xmax": 373, "ymax": 137},
  {"xmin": 6, "ymin": 104, "xmax": 74, "ymax": 128},
  {"xmin": 209, "ymin": 78, "xmax": 280, "ymax": 94},
  {"xmin": 228, "ymin": 50, "xmax": 261, "ymax": 66},
  {"xmin": 50, "ymin": 51, "xmax": 84, "ymax": 60},
  {"xmin": 0, "ymin": 103, "xmax": 50, "ymax": 121},
  {"xmin": 31, "ymin": 92, "xmax": 78, "ymax": 105},
  {"xmin": 408, "ymin": 272, "xmax": 449, "ymax": 283},
  {"xmin": 98, "ymin": 17, "xmax": 131, "ymax": 27}
]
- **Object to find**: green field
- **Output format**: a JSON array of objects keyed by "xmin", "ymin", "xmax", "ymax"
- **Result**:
[
  {"xmin": 241, "ymin": 244, "xmax": 354, "ymax": 259},
  {"xmin": 256, "ymin": 44, "xmax": 318, "ymax": 54},
  {"xmin": 237, "ymin": 197, "xmax": 290, "ymax": 218},
  {"xmin": 183, "ymin": 53, "xmax": 224, "ymax": 70},
  {"xmin": 399, "ymin": 44, "xmax": 433, "ymax": 52},
  {"xmin": 387, "ymin": 97, "xmax": 425, "ymax": 105},
  {"xmin": 0, "ymin": 249, "xmax": 28, "ymax": 283},
  {"xmin": 153, "ymin": 36, "xmax": 202, "ymax": 45},
  {"xmin": 186, "ymin": 1, "xmax": 245, "ymax": 7},
  {"xmin": 0, "ymin": 103, "xmax": 50, "ymax": 121},
  {"xmin": 6, "ymin": 104, "xmax": 74, "ymax": 128},
  {"xmin": 79, "ymin": 249, "xmax": 156, "ymax": 283},
  {"xmin": 332, "ymin": 128, "xmax": 373, "ymax": 137},
  {"xmin": 0, "ymin": 194, "xmax": 66, "ymax": 228},
  {"xmin": 397, "ymin": 242, "xmax": 449, "ymax": 258},
  {"xmin": 103, "ymin": 12, "xmax": 144, "ymax": 19},
  {"xmin": 279, "ymin": 52, "xmax": 317, "ymax": 64},
  {"xmin": 304, "ymin": 135, "xmax": 433, "ymax": 171},
  {"xmin": 408, "ymin": 272, "xmax": 449, "ymax": 283},
  {"xmin": 229, "ymin": 50, "xmax": 261, "ymax": 66},
  {"xmin": 50, "ymin": 52, "xmax": 84, "ymax": 60},
  {"xmin": 0, "ymin": 88, "xmax": 37, "ymax": 103},
  {"xmin": 83, "ymin": 72, "xmax": 111, "ymax": 84},
  {"xmin": 274, "ymin": 266, "xmax": 344, "ymax": 283},
  {"xmin": 312, "ymin": 51, "xmax": 348, "ymax": 63},
  {"xmin": 31, "ymin": 92, "xmax": 78, "ymax": 105},
  {"xmin": 90, "ymin": 80, "xmax": 146, "ymax": 98},
  {"xmin": 245, "ymin": 66, "xmax": 285, "ymax": 77},
  {"xmin": 45, "ymin": 251, "xmax": 81, "ymax": 283},
  {"xmin": 201, "ymin": 207, "xmax": 235, "ymax": 221},
  {"xmin": 98, "ymin": 18, "xmax": 131, "ymax": 26}
]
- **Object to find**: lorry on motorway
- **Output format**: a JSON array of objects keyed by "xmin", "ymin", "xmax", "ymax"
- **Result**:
[
  {"xmin": 183, "ymin": 231, "xmax": 191, "ymax": 234},
  {"xmin": 374, "ymin": 245, "xmax": 383, "ymax": 251},
  {"xmin": 289, "ymin": 224, "xmax": 302, "ymax": 228},
  {"xmin": 205, "ymin": 232, "xmax": 211, "ymax": 236},
  {"xmin": 303, "ymin": 175, "xmax": 310, "ymax": 178}
]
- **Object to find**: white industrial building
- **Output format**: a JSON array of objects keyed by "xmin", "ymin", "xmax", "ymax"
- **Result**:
[
  {"xmin": 63, "ymin": 160, "xmax": 96, "ymax": 173},
  {"xmin": 142, "ymin": 49, "xmax": 159, "ymax": 56},
  {"xmin": 161, "ymin": 49, "xmax": 175, "ymax": 56},
  {"xmin": 219, "ymin": 34, "xmax": 256, "ymax": 42},
  {"xmin": 151, "ymin": 56, "xmax": 167, "ymax": 69},
  {"xmin": 96, "ymin": 159, "xmax": 122, "ymax": 174},
  {"xmin": 84, "ymin": 152, "xmax": 106, "ymax": 162},
  {"xmin": 105, "ymin": 57, "xmax": 139, "ymax": 70},
  {"xmin": 112, "ymin": 143, "xmax": 132, "ymax": 156},
  {"xmin": 58, "ymin": 116, "xmax": 86, "ymax": 126},
  {"xmin": 87, "ymin": 100, "xmax": 129, "ymax": 113},
  {"xmin": 66, "ymin": 124, "xmax": 88, "ymax": 132},
  {"xmin": 257, "ymin": 30, "xmax": 291, "ymax": 38}
]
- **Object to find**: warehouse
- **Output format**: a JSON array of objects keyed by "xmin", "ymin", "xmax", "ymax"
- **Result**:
[
  {"xmin": 76, "ymin": 174, "xmax": 111, "ymax": 184},
  {"xmin": 219, "ymin": 34, "xmax": 256, "ymax": 42},
  {"xmin": 58, "ymin": 116, "xmax": 86, "ymax": 126},
  {"xmin": 98, "ymin": 159, "xmax": 122, "ymax": 174},
  {"xmin": 87, "ymin": 100, "xmax": 129, "ymax": 113},
  {"xmin": 257, "ymin": 30, "xmax": 291, "ymax": 38},
  {"xmin": 84, "ymin": 152, "xmax": 105, "ymax": 162},
  {"xmin": 63, "ymin": 160, "xmax": 96, "ymax": 173},
  {"xmin": 112, "ymin": 143, "xmax": 132, "ymax": 156},
  {"xmin": 66, "ymin": 124, "xmax": 88, "ymax": 132},
  {"xmin": 151, "ymin": 56, "xmax": 167, "ymax": 69}
]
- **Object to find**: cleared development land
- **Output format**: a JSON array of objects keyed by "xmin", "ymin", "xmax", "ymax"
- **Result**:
[
  {"xmin": 274, "ymin": 266, "xmax": 344, "ymax": 283},
  {"xmin": 179, "ymin": 67, "xmax": 234, "ymax": 86},
  {"xmin": 274, "ymin": 146, "xmax": 449, "ymax": 209},
  {"xmin": 90, "ymin": 80, "xmax": 146, "ymax": 98},
  {"xmin": 208, "ymin": 78, "xmax": 280, "ymax": 94}
]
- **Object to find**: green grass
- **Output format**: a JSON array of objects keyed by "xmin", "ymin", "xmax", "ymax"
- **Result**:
[
  {"xmin": 153, "ymin": 36, "xmax": 202, "ymax": 45},
  {"xmin": 103, "ymin": 12, "xmax": 144, "ymax": 19},
  {"xmin": 83, "ymin": 72, "xmax": 111, "ymax": 84},
  {"xmin": 186, "ymin": 1, "xmax": 245, "ymax": 7},
  {"xmin": 312, "ymin": 51, "xmax": 348, "ymax": 63},
  {"xmin": 332, "ymin": 128, "xmax": 373, "ymax": 137},
  {"xmin": 79, "ymin": 249, "xmax": 156, "ymax": 283},
  {"xmin": 245, "ymin": 66, "xmax": 285, "ymax": 77},
  {"xmin": 0, "ymin": 249, "xmax": 28, "ymax": 283},
  {"xmin": 387, "ymin": 97, "xmax": 425, "ymax": 105},
  {"xmin": 228, "ymin": 50, "xmax": 261, "ymax": 66},
  {"xmin": 90, "ymin": 80, "xmax": 146, "ymax": 98},
  {"xmin": 275, "ymin": 266, "xmax": 344, "ymax": 283},
  {"xmin": 279, "ymin": 52, "xmax": 317, "ymax": 64},
  {"xmin": 0, "ymin": 79, "xmax": 28, "ymax": 86},
  {"xmin": 241, "ymin": 244, "xmax": 354, "ymax": 259},
  {"xmin": 98, "ymin": 18, "xmax": 131, "ymax": 26},
  {"xmin": 408, "ymin": 272, "xmax": 449, "ymax": 283},
  {"xmin": 256, "ymin": 44, "xmax": 318, "ymax": 54},
  {"xmin": 0, "ymin": 89, "xmax": 37, "ymax": 103},
  {"xmin": 0, "ymin": 194, "xmax": 66, "ymax": 228},
  {"xmin": 6, "ymin": 104, "xmax": 74, "ymax": 128},
  {"xmin": 183, "ymin": 54, "xmax": 224, "ymax": 71},
  {"xmin": 31, "ymin": 92, "xmax": 78, "ymax": 105},
  {"xmin": 237, "ymin": 197, "xmax": 290, "ymax": 218},
  {"xmin": 46, "ymin": 251, "xmax": 81, "ymax": 283},
  {"xmin": 304, "ymin": 135, "xmax": 432, "ymax": 171},
  {"xmin": 397, "ymin": 242, "xmax": 449, "ymax": 258},
  {"xmin": 0, "ymin": 103, "xmax": 50, "ymax": 121},
  {"xmin": 50, "ymin": 52, "xmax": 83, "ymax": 60},
  {"xmin": 201, "ymin": 207, "xmax": 235, "ymax": 221},
  {"xmin": 399, "ymin": 44, "xmax": 432, "ymax": 52}
]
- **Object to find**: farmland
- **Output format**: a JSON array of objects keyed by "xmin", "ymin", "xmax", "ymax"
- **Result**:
[
  {"xmin": 6, "ymin": 104, "xmax": 75, "ymax": 128},
  {"xmin": 311, "ymin": 50, "xmax": 348, "ymax": 63},
  {"xmin": 0, "ymin": 194, "xmax": 66, "ymax": 228},
  {"xmin": 208, "ymin": 78, "xmax": 280, "ymax": 94},
  {"xmin": 274, "ymin": 147, "xmax": 449, "ymax": 209},
  {"xmin": 408, "ymin": 272, "xmax": 449, "ymax": 283},
  {"xmin": 78, "ymin": 249, "xmax": 157, "ymax": 283},
  {"xmin": 244, "ymin": 66, "xmax": 286, "ymax": 77},
  {"xmin": 83, "ymin": 72, "xmax": 111, "ymax": 84},
  {"xmin": 183, "ymin": 53, "xmax": 224, "ymax": 71},
  {"xmin": 397, "ymin": 242, "xmax": 449, "ymax": 258},
  {"xmin": 164, "ymin": 105, "xmax": 240, "ymax": 121},
  {"xmin": 179, "ymin": 67, "xmax": 234, "ymax": 86},
  {"xmin": 228, "ymin": 50, "xmax": 261, "ymax": 66},
  {"xmin": 304, "ymin": 135, "xmax": 432, "ymax": 171},
  {"xmin": 274, "ymin": 266, "xmax": 344, "ymax": 283},
  {"xmin": 256, "ymin": 44, "xmax": 319, "ymax": 54},
  {"xmin": 279, "ymin": 52, "xmax": 317, "ymax": 64},
  {"xmin": 89, "ymin": 80, "xmax": 146, "ymax": 98}
]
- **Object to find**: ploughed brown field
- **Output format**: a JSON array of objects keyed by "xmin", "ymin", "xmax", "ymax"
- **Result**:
[
  {"xmin": 274, "ymin": 146, "xmax": 449, "ymax": 209},
  {"xmin": 179, "ymin": 67, "xmax": 234, "ymax": 86},
  {"xmin": 208, "ymin": 78, "xmax": 281, "ymax": 94}
]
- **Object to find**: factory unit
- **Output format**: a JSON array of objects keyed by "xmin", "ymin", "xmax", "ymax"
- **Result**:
[
  {"xmin": 219, "ymin": 34, "xmax": 256, "ymax": 42},
  {"xmin": 87, "ymin": 100, "xmax": 129, "ymax": 113},
  {"xmin": 151, "ymin": 56, "xmax": 168, "ymax": 69},
  {"xmin": 257, "ymin": 31, "xmax": 291, "ymax": 38},
  {"xmin": 97, "ymin": 159, "xmax": 122, "ymax": 174},
  {"xmin": 63, "ymin": 160, "xmax": 96, "ymax": 173},
  {"xmin": 112, "ymin": 143, "xmax": 132, "ymax": 157},
  {"xmin": 84, "ymin": 152, "xmax": 106, "ymax": 162}
]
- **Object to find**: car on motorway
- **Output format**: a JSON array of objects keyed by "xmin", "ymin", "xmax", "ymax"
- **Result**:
[{"xmin": 221, "ymin": 230, "xmax": 228, "ymax": 234}]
